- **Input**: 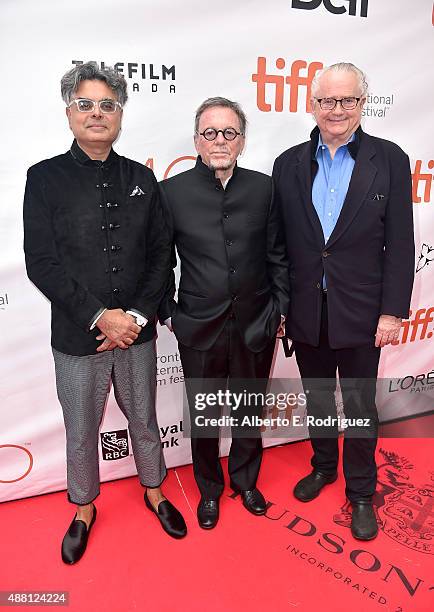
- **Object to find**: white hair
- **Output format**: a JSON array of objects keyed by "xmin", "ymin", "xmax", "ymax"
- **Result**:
[{"xmin": 311, "ymin": 62, "xmax": 368, "ymax": 98}]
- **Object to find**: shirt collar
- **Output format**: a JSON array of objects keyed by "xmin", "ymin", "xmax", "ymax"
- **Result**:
[
  {"xmin": 69, "ymin": 139, "xmax": 118, "ymax": 167},
  {"xmin": 194, "ymin": 155, "xmax": 239, "ymax": 185},
  {"xmin": 310, "ymin": 125, "xmax": 362, "ymax": 161}
]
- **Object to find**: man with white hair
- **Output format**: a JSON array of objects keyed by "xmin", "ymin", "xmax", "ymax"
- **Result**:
[
  {"xmin": 273, "ymin": 63, "xmax": 414, "ymax": 540},
  {"xmin": 24, "ymin": 62, "xmax": 187, "ymax": 564}
]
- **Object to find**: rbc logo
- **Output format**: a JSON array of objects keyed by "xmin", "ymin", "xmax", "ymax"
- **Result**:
[
  {"xmin": 100, "ymin": 430, "xmax": 129, "ymax": 460},
  {"xmin": 292, "ymin": 0, "xmax": 368, "ymax": 17},
  {"xmin": 252, "ymin": 57, "xmax": 323, "ymax": 113}
]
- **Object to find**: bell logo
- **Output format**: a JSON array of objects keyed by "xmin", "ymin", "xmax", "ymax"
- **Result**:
[
  {"xmin": 291, "ymin": 0, "xmax": 368, "ymax": 17},
  {"xmin": 252, "ymin": 57, "xmax": 323, "ymax": 113}
]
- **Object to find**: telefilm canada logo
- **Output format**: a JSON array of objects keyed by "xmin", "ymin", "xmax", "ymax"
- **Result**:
[
  {"xmin": 291, "ymin": 0, "xmax": 368, "ymax": 17},
  {"xmin": 100, "ymin": 430, "xmax": 129, "ymax": 460},
  {"xmin": 71, "ymin": 60, "xmax": 176, "ymax": 94}
]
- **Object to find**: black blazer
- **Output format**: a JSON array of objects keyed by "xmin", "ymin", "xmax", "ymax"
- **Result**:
[
  {"xmin": 159, "ymin": 157, "xmax": 289, "ymax": 352},
  {"xmin": 273, "ymin": 127, "xmax": 415, "ymax": 349},
  {"xmin": 23, "ymin": 141, "xmax": 171, "ymax": 356}
]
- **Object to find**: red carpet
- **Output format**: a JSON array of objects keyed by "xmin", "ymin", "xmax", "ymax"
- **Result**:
[{"xmin": 1, "ymin": 437, "xmax": 433, "ymax": 611}]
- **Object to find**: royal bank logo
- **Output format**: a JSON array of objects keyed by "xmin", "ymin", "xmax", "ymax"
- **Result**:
[
  {"xmin": 100, "ymin": 430, "xmax": 129, "ymax": 460},
  {"xmin": 0, "ymin": 291, "xmax": 9, "ymax": 311},
  {"xmin": 291, "ymin": 0, "xmax": 368, "ymax": 17},
  {"xmin": 334, "ymin": 449, "xmax": 434, "ymax": 555},
  {"xmin": 252, "ymin": 57, "xmax": 323, "ymax": 113},
  {"xmin": 72, "ymin": 60, "xmax": 176, "ymax": 94},
  {"xmin": 416, "ymin": 243, "xmax": 434, "ymax": 273}
]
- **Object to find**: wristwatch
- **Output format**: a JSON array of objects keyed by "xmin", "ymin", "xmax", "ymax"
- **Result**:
[{"xmin": 126, "ymin": 310, "xmax": 148, "ymax": 327}]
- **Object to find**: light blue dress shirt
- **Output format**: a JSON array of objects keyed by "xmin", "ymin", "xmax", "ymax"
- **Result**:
[{"xmin": 312, "ymin": 133, "xmax": 355, "ymax": 287}]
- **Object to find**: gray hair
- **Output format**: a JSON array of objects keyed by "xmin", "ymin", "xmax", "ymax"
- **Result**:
[
  {"xmin": 60, "ymin": 61, "xmax": 128, "ymax": 106},
  {"xmin": 311, "ymin": 62, "xmax": 368, "ymax": 98},
  {"xmin": 194, "ymin": 97, "xmax": 247, "ymax": 135}
]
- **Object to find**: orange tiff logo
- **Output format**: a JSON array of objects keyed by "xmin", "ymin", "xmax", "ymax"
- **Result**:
[
  {"xmin": 252, "ymin": 57, "xmax": 323, "ymax": 113},
  {"xmin": 412, "ymin": 160, "xmax": 434, "ymax": 203}
]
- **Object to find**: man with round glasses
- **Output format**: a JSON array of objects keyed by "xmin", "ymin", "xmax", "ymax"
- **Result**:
[
  {"xmin": 23, "ymin": 62, "xmax": 187, "ymax": 564},
  {"xmin": 159, "ymin": 97, "xmax": 289, "ymax": 529},
  {"xmin": 273, "ymin": 63, "xmax": 414, "ymax": 540}
]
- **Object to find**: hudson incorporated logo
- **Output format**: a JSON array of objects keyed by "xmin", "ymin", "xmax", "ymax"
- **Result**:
[
  {"xmin": 72, "ymin": 60, "xmax": 176, "ymax": 94},
  {"xmin": 252, "ymin": 57, "xmax": 323, "ymax": 113},
  {"xmin": 291, "ymin": 0, "xmax": 368, "ymax": 17}
]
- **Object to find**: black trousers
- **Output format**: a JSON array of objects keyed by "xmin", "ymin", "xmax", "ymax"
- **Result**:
[
  {"xmin": 179, "ymin": 315, "xmax": 275, "ymax": 500},
  {"xmin": 294, "ymin": 293, "xmax": 381, "ymax": 502}
]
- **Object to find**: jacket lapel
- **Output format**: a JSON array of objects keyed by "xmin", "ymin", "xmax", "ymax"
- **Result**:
[
  {"xmin": 296, "ymin": 143, "xmax": 325, "ymax": 247},
  {"xmin": 326, "ymin": 134, "xmax": 377, "ymax": 248}
]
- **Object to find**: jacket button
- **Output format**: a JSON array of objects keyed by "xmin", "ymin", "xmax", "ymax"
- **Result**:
[
  {"xmin": 223, "ymin": 212, "xmax": 229, "ymax": 219},
  {"xmin": 229, "ymin": 267, "xmax": 236, "ymax": 274},
  {"xmin": 103, "ymin": 247, "xmax": 107, "ymax": 252},
  {"xmin": 322, "ymin": 251, "xmax": 329, "ymax": 258},
  {"xmin": 112, "ymin": 288, "xmax": 120, "ymax": 293},
  {"xmin": 316, "ymin": 282, "xmax": 321, "ymax": 289},
  {"xmin": 232, "ymin": 294, "xmax": 238, "ymax": 301},
  {"xmin": 101, "ymin": 225, "xmax": 106, "ymax": 230},
  {"xmin": 111, "ymin": 245, "xmax": 121, "ymax": 251},
  {"xmin": 226, "ymin": 240, "xmax": 233, "ymax": 246}
]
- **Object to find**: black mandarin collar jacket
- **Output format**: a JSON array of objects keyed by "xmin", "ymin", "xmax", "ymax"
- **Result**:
[{"xmin": 24, "ymin": 140, "xmax": 171, "ymax": 356}]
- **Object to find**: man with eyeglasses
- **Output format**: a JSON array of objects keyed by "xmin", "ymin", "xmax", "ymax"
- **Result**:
[
  {"xmin": 23, "ymin": 62, "xmax": 187, "ymax": 564},
  {"xmin": 273, "ymin": 63, "xmax": 414, "ymax": 540},
  {"xmin": 159, "ymin": 97, "xmax": 289, "ymax": 529}
]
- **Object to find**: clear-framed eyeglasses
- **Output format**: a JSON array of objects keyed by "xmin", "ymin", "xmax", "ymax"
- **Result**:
[
  {"xmin": 68, "ymin": 98, "xmax": 122, "ymax": 114},
  {"xmin": 199, "ymin": 127, "xmax": 242, "ymax": 141},
  {"xmin": 315, "ymin": 97, "xmax": 361, "ymax": 111}
]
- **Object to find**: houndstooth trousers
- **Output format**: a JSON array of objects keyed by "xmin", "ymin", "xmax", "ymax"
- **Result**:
[{"xmin": 52, "ymin": 340, "xmax": 166, "ymax": 505}]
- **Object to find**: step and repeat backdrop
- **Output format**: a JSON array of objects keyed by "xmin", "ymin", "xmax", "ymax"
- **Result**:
[{"xmin": 1, "ymin": 0, "xmax": 433, "ymax": 502}]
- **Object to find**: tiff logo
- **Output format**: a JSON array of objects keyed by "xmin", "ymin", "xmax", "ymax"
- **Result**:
[
  {"xmin": 412, "ymin": 160, "xmax": 434, "ymax": 203},
  {"xmin": 391, "ymin": 307, "xmax": 434, "ymax": 345},
  {"xmin": 252, "ymin": 57, "xmax": 323, "ymax": 113},
  {"xmin": 291, "ymin": 0, "xmax": 368, "ymax": 17},
  {"xmin": 100, "ymin": 430, "xmax": 129, "ymax": 460}
]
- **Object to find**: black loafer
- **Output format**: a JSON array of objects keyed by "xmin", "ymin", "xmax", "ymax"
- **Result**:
[
  {"xmin": 293, "ymin": 471, "xmax": 338, "ymax": 502},
  {"xmin": 61, "ymin": 505, "xmax": 97, "ymax": 565},
  {"xmin": 239, "ymin": 488, "xmax": 267, "ymax": 515},
  {"xmin": 351, "ymin": 501, "xmax": 378, "ymax": 540},
  {"xmin": 144, "ymin": 493, "xmax": 187, "ymax": 539},
  {"xmin": 197, "ymin": 498, "xmax": 219, "ymax": 529}
]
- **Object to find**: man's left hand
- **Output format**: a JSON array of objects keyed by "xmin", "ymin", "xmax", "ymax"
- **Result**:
[
  {"xmin": 375, "ymin": 314, "xmax": 402, "ymax": 348},
  {"xmin": 96, "ymin": 334, "xmax": 117, "ymax": 352}
]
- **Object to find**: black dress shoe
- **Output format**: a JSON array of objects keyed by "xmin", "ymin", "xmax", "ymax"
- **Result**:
[
  {"xmin": 197, "ymin": 498, "xmax": 219, "ymax": 529},
  {"xmin": 61, "ymin": 506, "xmax": 97, "ymax": 565},
  {"xmin": 238, "ymin": 488, "xmax": 267, "ymax": 515},
  {"xmin": 144, "ymin": 494, "xmax": 187, "ymax": 539},
  {"xmin": 293, "ymin": 470, "xmax": 338, "ymax": 502},
  {"xmin": 351, "ymin": 501, "xmax": 378, "ymax": 540}
]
